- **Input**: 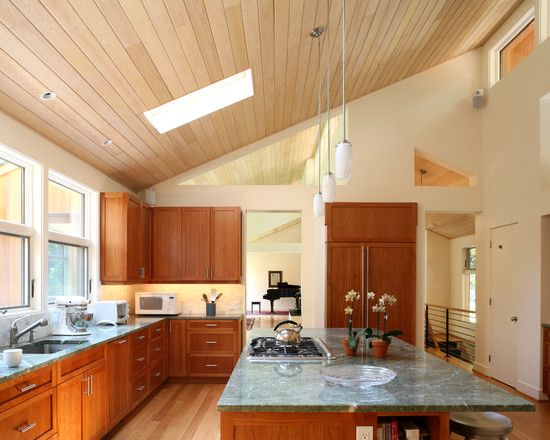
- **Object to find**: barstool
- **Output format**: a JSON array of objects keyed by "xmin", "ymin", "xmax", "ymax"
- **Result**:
[
  {"xmin": 450, "ymin": 412, "xmax": 513, "ymax": 439},
  {"xmin": 251, "ymin": 301, "xmax": 261, "ymax": 315}
]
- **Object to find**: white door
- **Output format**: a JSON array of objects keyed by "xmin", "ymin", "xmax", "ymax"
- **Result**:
[{"xmin": 489, "ymin": 223, "xmax": 520, "ymax": 387}]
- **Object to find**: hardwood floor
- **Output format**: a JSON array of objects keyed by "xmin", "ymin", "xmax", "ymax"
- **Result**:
[{"xmin": 105, "ymin": 357, "xmax": 549, "ymax": 440}]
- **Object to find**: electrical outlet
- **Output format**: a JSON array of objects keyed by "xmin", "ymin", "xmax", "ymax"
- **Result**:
[{"xmin": 356, "ymin": 426, "xmax": 374, "ymax": 440}]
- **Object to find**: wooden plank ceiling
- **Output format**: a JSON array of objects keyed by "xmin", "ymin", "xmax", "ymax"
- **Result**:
[
  {"xmin": 0, "ymin": 0, "xmax": 521, "ymax": 190},
  {"xmin": 415, "ymin": 153, "xmax": 470, "ymax": 187},
  {"xmin": 426, "ymin": 213, "xmax": 475, "ymax": 239}
]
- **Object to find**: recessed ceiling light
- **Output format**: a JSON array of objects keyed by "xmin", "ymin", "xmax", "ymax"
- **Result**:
[
  {"xmin": 144, "ymin": 68, "xmax": 254, "ymax": 134},
  {"xmin": 101, "ymin": 139, "xmax": 113, "ymax": 147},
  {"xmin": 40, "ymin": 90, "xmax": 56, "ymax": 101}
]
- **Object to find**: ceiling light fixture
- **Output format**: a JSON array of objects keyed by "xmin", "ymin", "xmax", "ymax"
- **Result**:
[
  {"xmin": 311, "ymin": 26, "xmax": 325, "ymax": 218},
  {"xmin": 101, "ymin": 139, "xmax": 113, "ymax": 147},
  {"xmin": 322, "ymin": 0, "xmax": 336, "ymax": 203},
  {"xmin": 144, "ymin": 68, "xmax": 254, "ymax": 134},
  {"xmin": 40, "ymin": 90, "xmax": 56, "ymax": 101},
  {"xmin": 335, "ymin": 0, "xmax": 352, "ymax": 179}
]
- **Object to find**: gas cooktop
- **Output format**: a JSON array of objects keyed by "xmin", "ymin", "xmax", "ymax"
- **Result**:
[{"xmin": 246, "ymin": 336, "xmax": 335, "ymax": 362}]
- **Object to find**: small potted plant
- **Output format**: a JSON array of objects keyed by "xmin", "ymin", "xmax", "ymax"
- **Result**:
[
  {"xmin": 366, "ymin": 293, "xmax": 403, "ymax": 359},
  {"xmin": 343, "ymin": 289, "xmax": 366, "ymax": 356}
]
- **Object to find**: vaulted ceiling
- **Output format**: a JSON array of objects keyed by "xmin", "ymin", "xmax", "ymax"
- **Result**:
[{"xmin": 0, "ymin": 0, "xmax": 521, "ymax": 190}]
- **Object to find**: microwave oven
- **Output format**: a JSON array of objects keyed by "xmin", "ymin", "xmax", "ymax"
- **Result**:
[{"xmin": 135, "ymin": 292, "xmax": 180, "ymax": 315}]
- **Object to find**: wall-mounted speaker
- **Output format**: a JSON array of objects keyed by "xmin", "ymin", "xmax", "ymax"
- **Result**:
[{"xmin": 473, "ymin": 89, "xmax": 484, "ymax": 108}]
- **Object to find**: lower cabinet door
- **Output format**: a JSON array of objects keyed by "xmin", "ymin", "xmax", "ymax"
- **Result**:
[
  {"xmin": 131, "ymin": 373, "xmax": 149, "ymax": 407},
  {"xmin": 0, "ymin": 388, "xmax": 55, "ymax": 439},
  {"xmin": 57, "ymin": 373, "xmax": 85, "ymax": 439},
  {"xmin": 82, "ymin": 363, "xmax": 107, "ymax": 440}
]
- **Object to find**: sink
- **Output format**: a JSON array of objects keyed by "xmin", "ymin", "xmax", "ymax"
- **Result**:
[{"xmin": 16, "ymin": 339, "xmax": 89, "ymax": 354}]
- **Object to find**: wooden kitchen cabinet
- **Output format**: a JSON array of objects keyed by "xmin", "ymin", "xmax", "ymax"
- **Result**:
[
  {"xmin": 100, "ymin": 192, "xmax": 151, "ymax": 283},
  {"xmin": 106, "ymin": 336, "xmax": 131, "ymax": 429},
  {"xmin": 168, "ymin": 320, "xmax": 187, "ymax": 377},
  {"xmin": 210, "ymin": 207, "xmax": 242, "ymax": 282},
  {"xmin": 543, "ymin": 327, "xmax": 550, "ymax": 395},
  {"xmin": 152, "ymin": 207, "xmax": 182, "ymax": 281},
  {"xmin": 181, "ymin": 207, "xmax": 211, "ymax": 281},
  {"xmin": 82, "ymin": 363, "xmax": 107, "ymax": 440}
]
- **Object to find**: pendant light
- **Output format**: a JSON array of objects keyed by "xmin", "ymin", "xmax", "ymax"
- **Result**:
[
  {"xmin": 322, "ymin": 0, "xmax": 336, "ymax": 203},
  {"xmin": 335, "ymin": 0, "xmax": 352, "ymax": 179},
  {"xmin": 311, "ymin": 26, "xmax": 325, "ymax": 218}
]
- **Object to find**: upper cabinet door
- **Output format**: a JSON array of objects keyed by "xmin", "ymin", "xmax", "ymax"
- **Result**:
[
  {"xmin": 139, "ymin": 205, "xmax": 152, "ymax": 281},
  {"xmin": 152, "ymin": 207, "xmax": 182, "ymax": 281},
  {"xmin": 181, "ymin": 208, "xmax": 211, "ymax": 281},
  {"xmin": 326, "ymin": 202, "xmax": 417, "ymax": 243},
  {"xmin": 210, "ymin": 208, "xmax": 242, "ymax": 282}
]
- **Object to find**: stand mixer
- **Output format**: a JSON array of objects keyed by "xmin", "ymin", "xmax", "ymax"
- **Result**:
[{"xmin": 52, "ymin": 296, "xmax": 93, "ymax": 336}]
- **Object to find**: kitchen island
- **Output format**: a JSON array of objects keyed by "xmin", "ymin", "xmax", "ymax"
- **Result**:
[{"xmin": 218, "ymin": 328, "xmax": 533, "ymax": 440}]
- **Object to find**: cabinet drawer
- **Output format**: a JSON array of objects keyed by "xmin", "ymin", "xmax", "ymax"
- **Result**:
[
  {"xmin": 149, "ymin": 361, "xmax": 165, "ymax": 390},
  {"xmin": 149, "ymin": 322, "xmax": 165, "ymax": 340},
  {"xmin": 131, "ymin": 374, "xmax": 149, "ymax": 407},
  {"xmin": 0, "ymin": 366, "xmax": 54, "ymax": 410},
  {"xmin": 131, "ymin": 329, "xmax": 149, "ymax": 349},
  {"xmin": 187, "ymin": 320, "xmax": 238, "ymax": 331},
  {"xmin": 131, "ymin": 344, "xmax": 149, "ymax": 375},
  {"xmin": 188, "ymin": 333, "xmax": 236, "ymax": 354},
  {"xmin": 0, "ymin": 389, "xmax": 55, "ymax": 440},
  {"xmin": 58, "ymin": 346, "xmax": 104, "ymax": 381},
  {"xmin": 149, "ymin": 338, "xmax": 165, "ymax": 358},
  {"xmin": 186, "ymin": 355, "xmax": 235, "ymax": 376}
]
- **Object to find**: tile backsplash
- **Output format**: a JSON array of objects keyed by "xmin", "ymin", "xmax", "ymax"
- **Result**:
[
  {"xmin": 0, "ymin": 311, "xmax": 55, "ymax": 348},
  {"xmin": 100, "ymin": 283, "xmax": 245, "ymax": 315}
]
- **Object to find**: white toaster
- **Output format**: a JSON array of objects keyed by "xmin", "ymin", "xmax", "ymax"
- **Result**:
[{"xmin": 93, "ymin": 300, "xmax": 129, "ymax": 325}]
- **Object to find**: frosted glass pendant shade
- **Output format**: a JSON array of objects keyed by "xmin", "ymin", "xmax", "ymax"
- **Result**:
[
  {"xmin": 313, "ymin": 192, "xmax": 325, "ymax": 217},
  {"xmin": 335, "ymin": 141, "xmax": 352, "ymax": 179},
  {"xmin": 322, "ymin": 172, "xmax": 336, "ymax": 202}
]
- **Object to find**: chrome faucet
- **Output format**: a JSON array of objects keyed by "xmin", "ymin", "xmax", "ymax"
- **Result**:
[{"xmin": 10, "ymin": 315, "xmax": 49, "ymax": 347}]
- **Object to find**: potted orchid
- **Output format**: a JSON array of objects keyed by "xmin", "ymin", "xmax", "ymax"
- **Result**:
[
  {"xmin": 343, "ymin": 289, "xmax": 366, "ymax": 356},
  {"xmin": 365, "ymin": 293, "xmax": 403, "ymax": 359}
]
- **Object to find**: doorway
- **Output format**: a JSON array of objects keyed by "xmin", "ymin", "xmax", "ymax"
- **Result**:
[
  {"xmin": 245, "ymin": 211, "xmax": 302, "ymax": 332},
  {"xmin": 489, "ymin": 223, "xmax": 520, "ymax": 387}
]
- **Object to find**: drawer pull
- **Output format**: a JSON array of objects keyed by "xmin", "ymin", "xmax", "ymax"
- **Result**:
[
  {"xmin": 135, "ymin": 356, "xmax": 146, "ymax": 362},
  {"xmin": 17, "ymin": 422, "xmax": 36, "ymax": 433},
  {"xmin": 153, "ymin": 371, "xmax": 162, "ymax": 377},
  {"xmin": 206, "ymin": 364, "xmax": 218, "ymax": 367},
  {"xmin": 117, "ymin": 339, "xmax": 128, "ymax": 344},
  {"xmin": 154, "ymin": 347, "xmax": 162, "ymax": 352},
  {"xmin": 155, "ymin": 328, "xmax": 162, "ymax": 333},
  {"xmin": 137, "ymin": 335, "xmax": 146, "ymax": 341},
  {"xmin": 18, "ymin": 383, "xmax": 37, "ymax": 393},
  {"xmin": 205, "ymin": 323, "xmax": 218, "ymax": 327},
  {"xmin": 136, "ymin": 385, "xmax": 146, "ymax": 391},
  {"xmin": 205, "ymin": 341, "xmax": 218, "ymax": 344}
]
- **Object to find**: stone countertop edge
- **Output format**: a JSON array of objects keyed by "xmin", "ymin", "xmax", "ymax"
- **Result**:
[
  {"xmin": 542, "ymin": 323, "xmax": 550, "ymax": 328},
  {"xmin": 0, "ymin": 313, "xmax": 243, "ymax": 384},
  {"xmin": 217, "ymin": 328, "xmax": 535, "ymax": 414}
]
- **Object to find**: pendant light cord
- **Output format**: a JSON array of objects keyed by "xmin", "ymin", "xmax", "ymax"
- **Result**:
[
  {"xmin": 326, "ymin": 0, "xmax": 331, "ymax": 174},
  {"xmin": 314, "ymin": 32, "xmax": 323, "ymax": 194},
  {"xmin": 342, "ymin": 0, "xmax": 346, "ymax": 141}
]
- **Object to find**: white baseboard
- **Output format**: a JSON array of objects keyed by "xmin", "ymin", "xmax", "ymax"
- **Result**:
[
  {"xmin": 473, "ymin": 361, "xmax": 489, "ymax": 375},
  {"xmin": 517, "ymin": 380, "xmax": 546, "ymax": 400}
]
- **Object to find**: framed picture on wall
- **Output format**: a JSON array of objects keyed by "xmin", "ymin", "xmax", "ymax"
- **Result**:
[{"xmin": 268, "ymin": 270, "xmax": 283, "ymax": 287}]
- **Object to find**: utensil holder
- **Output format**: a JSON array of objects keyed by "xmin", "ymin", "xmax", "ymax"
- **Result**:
[{"xmin": 206, "ymin": 303, "xmax": 216, "ymax": 316}]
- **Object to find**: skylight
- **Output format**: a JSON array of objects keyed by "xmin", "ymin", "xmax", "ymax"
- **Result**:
[{"xmin": 144, "ymin": 68, "xmax": 254, "ymax": 134}]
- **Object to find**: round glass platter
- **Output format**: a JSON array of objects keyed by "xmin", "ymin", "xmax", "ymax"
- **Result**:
[{"xmin": 320, "ymin": 364, "xmax": 396, "ymax": 388}]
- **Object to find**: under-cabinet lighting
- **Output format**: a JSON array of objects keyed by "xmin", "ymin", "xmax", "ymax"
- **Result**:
[{"xmin": 144, "ymin": 69, "xmax": 254, "ymax": 134}]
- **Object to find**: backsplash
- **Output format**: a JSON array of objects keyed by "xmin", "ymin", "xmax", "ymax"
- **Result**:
[
  {"xmin": 100, "ymin": 283, "xmax": 245, "ymax": 315},
  {"xmin": 0, "ymin": 311, "xmax": 57, "ymax": 348}
]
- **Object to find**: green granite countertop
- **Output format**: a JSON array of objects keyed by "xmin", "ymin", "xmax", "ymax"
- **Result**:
[
  {"xmin": 542, "ymin": 323, "xmax": 550, "ymax": 328},
  {"xmin": 0, "ymin": 313, "xmax": 242, "ymax": 384},
  {"xmin": 217, "ymin": 328, "xmax": 534, "ymax": 413}
]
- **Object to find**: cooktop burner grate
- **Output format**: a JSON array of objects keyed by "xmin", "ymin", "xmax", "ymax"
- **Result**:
[{"xmin": 247, "ymin": 336, "xmax": 334, "ymax": 362}]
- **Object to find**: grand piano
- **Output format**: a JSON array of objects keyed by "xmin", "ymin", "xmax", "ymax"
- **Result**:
[{"xmin": 263, "ymin": 282, "xmax": 301, "ymax": 315}]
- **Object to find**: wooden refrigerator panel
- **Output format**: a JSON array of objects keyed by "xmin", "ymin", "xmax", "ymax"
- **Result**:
[
  {"xmin": 366, "ymin": 244, "xmax": 416, "ymax": 344},
  {"xmin": 326, "ymin": 244, "xmax": 364, "ymax": 328}
]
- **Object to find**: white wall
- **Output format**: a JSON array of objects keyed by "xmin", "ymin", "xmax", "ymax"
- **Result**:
[
  {"xmin": 426, "ymin": 231, "xmax": 451, "ymax": 306},
  {"xmin": 475, "ymin": 0, "xmax": 550, "ymax": 398},
  {"xmin": 154, "ymin": 49, "xmax": 485, "ymax": 337},
  {"xmin": 450, "ymin": 235, "xmax": 475, "ymax": 310},
  {"xmin": 246, "ymin": 253, "xmax": 301, "ymax": 313}
]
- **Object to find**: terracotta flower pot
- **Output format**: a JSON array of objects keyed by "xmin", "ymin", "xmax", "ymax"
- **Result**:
[
  {"xmin": 342, "ymin": 338, "xmax": 358, "ymax": 356},
  {"xmin": 371, "ymin": 339, "xmax": 389, "ymax": 359}
]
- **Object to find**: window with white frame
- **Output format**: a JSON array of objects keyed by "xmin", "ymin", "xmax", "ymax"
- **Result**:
[
  {"xmin": 0, "ymin": 151, "xmax": 33, "ymax": 311},
  {"xmin": 463, "ymin": 247, "xmax": 476, "ymax": 319},
  {"xmin": 47, "ymin": 172, "xmax": 91, "ymax": 303},
  {"xmin": 489, "ymin": 7, "xmax": 536, "ymax": 86}
]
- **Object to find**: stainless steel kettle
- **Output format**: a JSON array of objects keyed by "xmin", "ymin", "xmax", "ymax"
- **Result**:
[{"xmin": 274, "ymin": 320, "xmax": 303, "ymax": 344}]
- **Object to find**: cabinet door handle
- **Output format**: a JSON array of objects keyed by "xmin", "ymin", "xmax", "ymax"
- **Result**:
[
  {"xmin": 206, "ymin": 364, "xmax": 218, "ymax": 367},
  {"xmin": 90, "ymin": 374, "xmax": 93, "ymax": 395},
  {"xmin": 82, "ymin": 377, "xmax": 90, "ymax": 396},
  {"xmin": 17, "ymin": 383, "xmax": 37, "ymax": 393},
  {"xmin": 155, "ymin": 327, "xmax": 162, "ymax": 333},
  {"xmin": 137, "ymin": 335, "xmax": 146, "ymax": 341},
  {"xmin": 136, "ymin": 385, "xmax": 146, "ymax": 391},
  {"xmin": 153, "ymin": 371, "xmax": 162, "ymax": 377},
  {"xmin": 205, "ymin": 323, "xmax": 217, "ymax": 327},
  {"xmin": 16, "ymin": 422, "xmax": 36, "ymax": 433},
  {"xmin": 117, "ymin": 339, "xmax": 128, "ymax": 344},
  {"xmin": 154, "ymin": 347, "xmax": 162, "ymax": 352},
  {"xmin": 205, "ymin": 341, "xmax": 218, "ymax": 344},
  {"xmin": 205, "ymin": 268, "xmax": 209, "ymax": 278},
  {"xmin": 135, "ymin": 356, "xmax": 146, "ymax": 362}
]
